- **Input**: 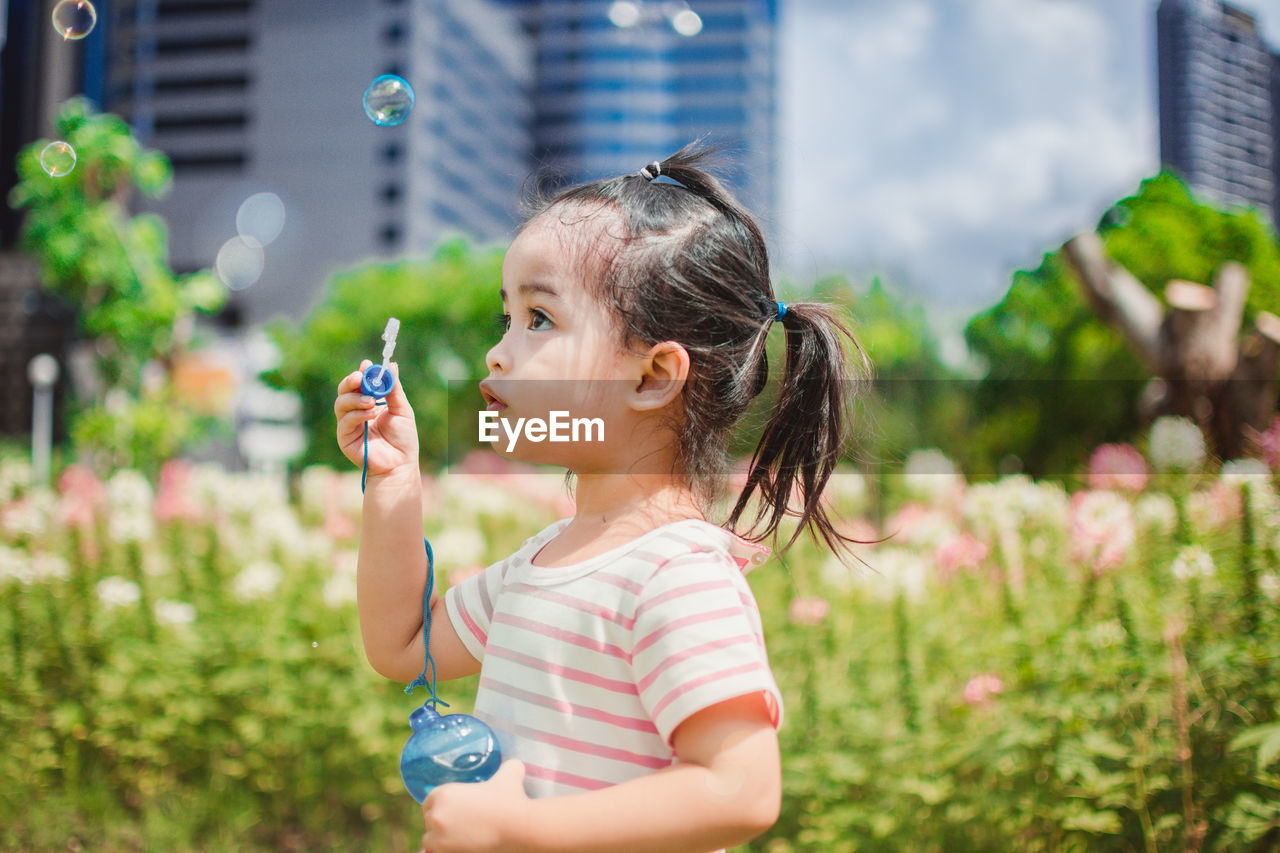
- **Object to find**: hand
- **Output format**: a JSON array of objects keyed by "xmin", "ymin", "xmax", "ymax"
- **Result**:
[
  {"xmin": 420, "ymin": 759, "xmax": 529, "ymax": 853},
  {"xmin": 333, "ymin": 360, "xmax": 419, "ymax": 476}
]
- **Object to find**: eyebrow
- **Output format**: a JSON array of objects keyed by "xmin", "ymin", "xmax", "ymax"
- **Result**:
[{"xmin": 499, "ymin": 281, "xmax": 561, "ymax": 302}]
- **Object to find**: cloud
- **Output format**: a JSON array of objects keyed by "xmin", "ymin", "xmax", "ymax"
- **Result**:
[{"xmin": 780, "ymin": 0, "xmax": 1156, "ymax": 308}]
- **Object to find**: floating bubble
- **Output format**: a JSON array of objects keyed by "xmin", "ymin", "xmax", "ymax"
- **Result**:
[
  {"xmin": 362, "ymin": 75, "xmax": 415, "ymax": 127},
  {"xmin": 40, "ymin": 141, "xmax": 77, "ymax": 177},
  {"xmin": 608, "ymin": 1, "xmax": 641, "ymax": 28},
  {"xmin": 311, "ymin": 641, "xmax": 318, "ymax": 648},
  {"xmin": 236, "ymin": 192, "xmax": 286, "ymax": 246},
  {"xmin": 215, "ymin": 235, "xmax": 264, "ymax": 291},
  {"xmin": 52, "ymin": 0, "xmax": 97, "ymax": 40}
]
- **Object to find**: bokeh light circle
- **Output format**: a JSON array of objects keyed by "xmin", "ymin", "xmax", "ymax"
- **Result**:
[
  {"xmin": 671, "ymin": 9, "xmax": 703, "ymax": 36},
  {"xmin": 215, "ymin": 236, "xmax": 265, "ymax": 291},
  {"xmin": 40, "ymin": 141, "xmax": 77, "ymax": 177},
  {"xmin": 362, "ymin": 75, "xmax": 415, "ymax": 127},
  {"xmin": 235, "ymin": 192, "xmax": 286, "ymax": 246},
  {"xmin": 52, "ymin": 0, "xmax": 97, "ymax": 40}
]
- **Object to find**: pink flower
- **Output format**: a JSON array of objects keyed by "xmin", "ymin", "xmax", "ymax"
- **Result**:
[
  {"xmin": 1246, "ymin": 417, "xmax": 1280, "ymax": 470},
  {"xmin": 962, "ymin": 672, "xmax": 1005, "ymax": 708},
  {"xmin": 788, "ymin": 596, "xmax": 829, "ymax": 625},
  {"xmin": 57, "ymin": 464, "xmax": 105, "ymax": 528},
  {"xmin": 935, "ymin": 532, "xmax": 989, "ymax": 578},
  {"xmin": 1070, "ymin": 490, "xmax": 1135, "ymax": 575},
  {"xmin": 154, "ymin": 459, "xmax": 201, "ymax": 523},
  {"xmin": 1088, "ymin": 443, "xmax": 1149, "ymax": 493}
]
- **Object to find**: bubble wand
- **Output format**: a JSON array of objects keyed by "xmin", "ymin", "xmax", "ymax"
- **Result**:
[{"xmin": 358, "ymin": 318, "xmax": 502, "ymax": 802}]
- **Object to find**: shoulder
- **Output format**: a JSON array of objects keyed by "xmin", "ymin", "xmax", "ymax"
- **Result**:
[{"xmin": 635, "ymin": 519, "xmax": 772, "ymax": 582}]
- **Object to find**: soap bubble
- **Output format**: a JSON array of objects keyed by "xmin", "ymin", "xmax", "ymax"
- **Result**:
[
  {"xmin": 671, "ymin": 9, "xmax": 703, "ymax": 36},
  {"xmin": 215, "ymin": 236, "xmax": 264, "ymax": 291},
  {"xmin": 363, "ymin": 75, "xmax": 415, "ymax": 127},
  {"xmin": 311, "ymin": 641, "xmax": 318, "ymax": 648},
  {"xmin": 40, "ymin": 141, "xmax": 77, "ymax": 177},
  {"xmin": 236, "ymin": 192, "xmax": 286, "ymax": 246},
  {"xmin": 52, "ymin": 0, "xmax": 97, "ymax": 40}
]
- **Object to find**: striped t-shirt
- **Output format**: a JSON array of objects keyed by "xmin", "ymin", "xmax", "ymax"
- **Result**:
[{"xmin": 444, "ymin": 516, "xmax": 784, "ymax": 799}]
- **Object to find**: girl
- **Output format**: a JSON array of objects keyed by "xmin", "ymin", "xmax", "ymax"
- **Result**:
[{"xmin": 334, "ymin": 142, "xmax": 868, "ymax": 853}]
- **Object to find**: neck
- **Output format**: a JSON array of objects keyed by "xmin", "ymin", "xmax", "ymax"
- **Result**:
[{"xmin": 570, "ymin": 473, "xmax": 703, "ymax": 529}]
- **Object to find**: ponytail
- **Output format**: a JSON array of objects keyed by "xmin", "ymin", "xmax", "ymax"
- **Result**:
[{"xmin": 726, "ymin": 302, "xmax": 870, "ymax": 558}]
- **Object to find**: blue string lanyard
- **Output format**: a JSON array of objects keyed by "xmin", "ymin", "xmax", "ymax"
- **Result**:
[{"xmin": 362, "ymin": 408, "xmax": 448, "ymax": 711}]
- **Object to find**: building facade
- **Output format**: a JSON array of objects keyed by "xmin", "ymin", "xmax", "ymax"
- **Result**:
[
  {"xmin": 95, "ymin": 0, "xmax": 533, "ymax": 324},
  {"xmin": 1157, "ymin": 0, "xmax": 1279, "ymax": 222}
]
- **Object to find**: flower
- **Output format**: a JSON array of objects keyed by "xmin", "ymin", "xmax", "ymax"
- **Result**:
[
  {"xmin": 934, "ymin": 532, "xmax": 988, "ymax": 578},
  {"xmin": 31, "ymin": 553, "xmax": 70, "ymax": 583},
  {"xmin": 0, "ymin": 545, "xmax": 35, "ymax": 584},
  {"xmin": 233, "ymin": 561, "xmax": 282, "ymax": 600},
  {"xmin": 1087, "ymin": 443, "xmax": 1148, "ymax": 492},
  {"xmin": 106, "ymin": 469, "xmax": 154, "ymax": 513},
  {"xmin": 962, "ymin": 673, "xmax": 1004, "ymax": 708},
  {"xmin": 1170, "ymin": 545, "xmax": 1215, "ymax": 581},
  {"xmin": 96, "ymin": 576, "xmax": 141, "ymax": 608},
  {"xmin": 430, "ymin": 527, "xmax": 488, "ymax": 567},
  {"xmin": 1133, "ymin": 492, "xmax": 1178, "ymax": 536},
  {"xmin": 1245, "ymin": 416, "xmax": 1280, "ymax": 470},
  {"xmin": 901, "ymin": 448, "xmax": 963, "ymax": 505},
  {"xmin": 155, "ymin": 599, "xmax": 196, "ymax": 625},
  {"xmin": 788, "ymin": 596, "xmax": 829, "ymax": 625},
  {"xmin": 154, "ymin": 459, "xmax": 201, "ymax": 523},
  {"xmin": 1220, "ymin": 458, "xmax": 1271, "ymax": 485},
  {"xmin": 107, "ymin": 509, "xmax": 155, "ymax": 544},
  {"xmin": 1088, "ymin": 619, "xmax": 1128, "ymax": 650},
  {"xmin": 1070, "ymin": 490, "xmax": 1135, "ymax": 574},
  {"xmin": 1148, "ymin": 416, "xmax": 1206, "ymax": 473}
]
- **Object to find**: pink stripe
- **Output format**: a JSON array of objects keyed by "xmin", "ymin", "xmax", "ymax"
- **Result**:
[
  {"xmin": 634, "ymin": 578, "xmax": 735, "ymax": 622},
  {"xmin": 479, "ymin": 677, "xmax": 659, "ymax": 734},
  {"xmin": 492, "ymin": 612, "xmax": 629, "ymax": 660},
  {"xmin": 514, "ymin": 724, "xmax": 671, "ymax": 770},
  {"xmin": 508, "ymin": 583, "xmax": 634, "ymax": 628},
  {"xmin": 588, "ymin": 571, "xmax": 644, "ymax": 595},
  {"xmin": 650, "ymin": 661, "xmax": 767, "ymax": 720},
  {"xmin": 637, "ymin": 634, "xmax": 758, "ymax": 693},
  {"xmin": 487, "ymin": 645, "xmax": 638, "ymax": 695},
  {"xmin": 523, "ymin": 762, "xmax": 613, "ymax": 791},
  {"xmin": 632, "ymin": 607, "xmax": 743, "ymax": 656},
  {"xmin": 455, "ymin": 600, "xmax": 487, "ymax": 648}
]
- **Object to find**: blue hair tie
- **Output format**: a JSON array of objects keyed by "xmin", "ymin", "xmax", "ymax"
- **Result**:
[{"xmin": 775, "ymin": 301, "xmax": 787, "ymax": 322}]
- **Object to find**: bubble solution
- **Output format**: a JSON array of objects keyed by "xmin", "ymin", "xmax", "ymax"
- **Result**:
[
  {"xmin": 52, "ymin": 0, "xmax": 97, "ymax": 40},
  {"xmin": 363, "ymin": 75, "xmax": 415, "ymax": 127},
  {"xmin": 40, "ymin": 141, "xmax": 77, "ymax": 178}
]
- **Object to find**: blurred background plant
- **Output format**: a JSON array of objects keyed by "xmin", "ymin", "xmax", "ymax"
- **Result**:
[{"xmin": 8, "ymin": 98, "xmax": 227, "ymax": 478}]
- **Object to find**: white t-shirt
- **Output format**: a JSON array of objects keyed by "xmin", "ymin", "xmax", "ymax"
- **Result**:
[{"xmin": 444, "ymin": 516, "xmax": 784, "ymax": 799}]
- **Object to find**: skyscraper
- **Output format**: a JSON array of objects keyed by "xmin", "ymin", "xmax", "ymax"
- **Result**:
[
  {"xmin": 505, "ymin": 0, "xmax": 777, "ymax": 225},
  {"xmin": 96, "ymin": 0, "xmax": 533, "ymax": 324},
  {"xmin": 1156, "ymin": 0, "xmax": 1278, "ymax": 222}
]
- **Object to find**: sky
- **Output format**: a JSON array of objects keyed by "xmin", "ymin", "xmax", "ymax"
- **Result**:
[{"xmin": 777, "ymin": 0, "xmax": 1280, "ymax": 314}]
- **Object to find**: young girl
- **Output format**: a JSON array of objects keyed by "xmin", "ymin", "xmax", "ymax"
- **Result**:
[{"xmin": 334, "ymin": 142, "xmax": 867, "ymax": 853}]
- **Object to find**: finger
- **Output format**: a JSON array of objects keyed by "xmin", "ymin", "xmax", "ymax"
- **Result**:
[
  {"xmin": 336, "ymin": 369, "xmax": 364, "ymax": 395},
  {"xmin": 381, "ymin": 361, "xmax": 414, "ymax": 416}
]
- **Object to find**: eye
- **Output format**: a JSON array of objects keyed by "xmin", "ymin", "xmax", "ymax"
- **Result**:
[
  {"xmin": 494, "ymin": 312, "xmax": 511, "ymax": 332},
  {"xmin": 529, "ymin": 309, "xmax": 553, "ymax": 331}
]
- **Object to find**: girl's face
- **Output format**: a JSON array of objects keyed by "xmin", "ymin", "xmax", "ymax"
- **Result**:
[{"xmin": 481, "ymin": 208, "xmax": 649, "ymax": 468}]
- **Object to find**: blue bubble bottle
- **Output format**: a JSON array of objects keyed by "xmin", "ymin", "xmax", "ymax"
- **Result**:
[{"xmin": 400, "ymin": 702, "xmax": 502, "ymax": 803}]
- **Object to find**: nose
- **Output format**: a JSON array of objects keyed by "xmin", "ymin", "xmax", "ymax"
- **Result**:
[{"xmin": 485, "ymin": 335, "xmax": 508, "ymax": 375}]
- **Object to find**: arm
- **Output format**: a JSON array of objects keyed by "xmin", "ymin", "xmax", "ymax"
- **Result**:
[
  {"xmin": 420, "ymin": 693, "xmax": 782, "ymax": 853},
  {"xmin": 335, "ymin": 361, "xmax": 481, "ymax": 683}
]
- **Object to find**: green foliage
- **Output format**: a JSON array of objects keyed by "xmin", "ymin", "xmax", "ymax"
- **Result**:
[
  {"xmin": 965, "ymin": 172, "xmax": 1280, "ymax": 480},
  {"xmin": 265, "ymin": 239, "xmax": 505, "ymax": 470},
  {"xmin": 7, "ymin": 98, "xmax": 227, "ymax": 476}
]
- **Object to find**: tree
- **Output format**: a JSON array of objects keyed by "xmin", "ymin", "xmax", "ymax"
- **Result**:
[
  {"xmin": 8, "ymin": 97, "xmax": 226, "ymax": 474},
  {"xmin": 264, "ymin": 238, "xmax": 507, "ymax": 470},
  {"xmin": 965, "ymin": 172, "xmax": 1280, "ymax": 476}
]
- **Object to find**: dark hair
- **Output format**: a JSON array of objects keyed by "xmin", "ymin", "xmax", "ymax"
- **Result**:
[{"xmin": 521, "ymin": 140, "xmax": 871, "ymax": 558}]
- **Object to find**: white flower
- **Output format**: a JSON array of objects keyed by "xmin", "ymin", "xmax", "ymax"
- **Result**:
[
  {"xmin": 155, "ymin": 599, "xmax": 196, "ymax": 625},
  {"xmin": 429, "ymin": 527, "xmax": 488, "ymax": 567},
  {"xmin": 322, "ymin": 573, "xmax": 357, "ymax": 607},
  {"xmin": 1170, "ymin": 545, "xmax": 1215, "ymax": 581},
  {"xmin": 1088, "ymin": 618, "xmax": 1127, "ymax": 650},
  {"xmin": 298, "ymin": 465, "xmax": 337, "ymax": 518},
  {"xmin": 108, "ymin": 509, "xmax": 155, "ymax": 544},
  {"xmin": 1071, "ymin": 490, "xmax": 1136, "ymax": 571},
  {"xmin": 31, "ymin": 553, "xmax": 70, "ymax": 582},
  {"xmin": 901, "ymin": 449, "xmax": 962, "ymax": 504},
  {"xmin": 0, "ymin": 546, "xmax": 35, "ymax": 584},
  {"xmin": 96, "ymin": 576, "xmax": 141, "ymax": 608},
  {"xmin": 0, "ymin": 457, "xmax": 32, "ymax": 502},
  {"xmin": 856, "ymin": 546, "xmax": 929, "ymax": 602},
  {"xmin": 1134, "ymin": 492, "xmax": 1178, "ymax": 536},
  {"xmin": 233, "ymin": 561, "xmax": 282, "ymax": 600},
  {"xmin": 106, "ymin": 469, "xmax": 154, "ymax": 512},
  {"xmin": 1148, "ymin": 416, "xmax": 1206, "ymax": 473},
  {"xmin": 2, "ymin": 499, "xmax": 48, "ymax": 538},
  {"xmin": 1220, "ymin": 458, "xmax": 1271, "ymax": 484},
  {"xmin": 821, "ymin": 469, "xmax": 868, "ymax": 514}
]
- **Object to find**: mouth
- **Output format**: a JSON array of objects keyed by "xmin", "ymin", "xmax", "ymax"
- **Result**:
[{"xmin": 479, "ymin": 382, "xmax": 507, "ymax": 412}]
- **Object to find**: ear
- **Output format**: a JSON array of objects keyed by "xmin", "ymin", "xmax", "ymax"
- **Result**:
[{"xmin": 630, "ymin": 341, "xmax": 690, "ymax": 412}]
